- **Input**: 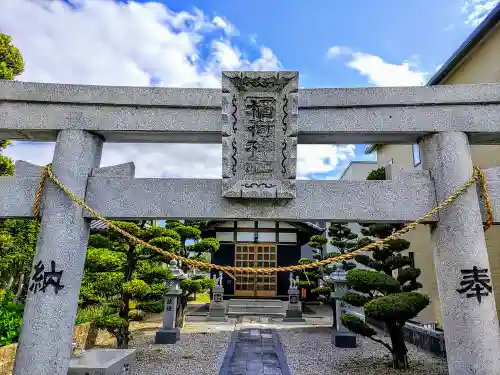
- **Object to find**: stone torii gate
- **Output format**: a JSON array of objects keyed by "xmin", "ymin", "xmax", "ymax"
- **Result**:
[{"xmin": 2, "ymin": 71, "xmax": 500, "ymax": 375}]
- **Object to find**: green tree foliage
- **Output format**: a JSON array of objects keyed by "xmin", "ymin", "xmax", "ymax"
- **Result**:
[
  {"xmin": 80, "ymin": 222, "xmax": 178, "ymax": 348},
  {"xmin": 327, "ymin": 222, "xmax": 358, "ymax": 271},
  {"xmin": 0, "ymin": 33, "xmax": 24, "ymax": 81},
  {"xmin": 1, "ymin": 33, "xmax": 23, "ymax": 176},
  {"xmin": 0, "ymin": 140, "xmax": 14, "ymax": 177},
  {"xmin": 0, "ymin": 219, "xmax": 39, "ymax": 300},
  {"xmin": 294, "ymin": 258, "xmax": 321, "ymax": 301},
  {"xmin": 308, "ymin": 234, "xmax": 326, "ymax": 260},
  {"xmin": 308, "ymin": 225, "xmax": 360, "ymax": 324},
  {"xmin": 0, "ymin": 138, "xmax": 39, "ymax": 301},
  {"xmin": 328, "ymin": 223, "xmax": 358, "ymax": 254},
  {"xmin": 164, "ymin": 221, "xmax": 219, "ymax": 327},
  {"xmin": 341, "ymin": 167, "xmax": 429, "ymax": 370},
  {"xmin": 0, "ymin": 290, "xmax": 24, "ymax": 346}
]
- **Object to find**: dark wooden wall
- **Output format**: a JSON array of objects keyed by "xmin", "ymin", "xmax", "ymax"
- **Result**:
[
  {"xmin": 277, "ymin": 244, "xmax": 301, "ymax": 297},
  {"xmin": 211, "ymin": 244, "xmax": 235, "ymax": 296}
]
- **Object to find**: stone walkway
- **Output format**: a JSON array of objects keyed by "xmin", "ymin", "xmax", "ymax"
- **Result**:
[
  {"xmin": 126, "ymin": 311, "xmax": 447, "ymax": 375},
  {"xmin": 219, "ymin": 328, "xmax": 291, "ymax": 375}
]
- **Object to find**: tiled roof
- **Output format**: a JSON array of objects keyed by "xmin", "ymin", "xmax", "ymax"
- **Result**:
[
  {"xmin": 90, "ymin": 219, "xmax": 325, "ymax": 233},
  {"xmin": 200, "ymin": 220, "xmax": 325, "ymax": 233}
]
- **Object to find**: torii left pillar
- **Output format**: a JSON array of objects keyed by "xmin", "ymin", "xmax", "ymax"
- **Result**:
[{"xmin": 13, "ymin": 130, "xmax": 103, "ymax": 375}]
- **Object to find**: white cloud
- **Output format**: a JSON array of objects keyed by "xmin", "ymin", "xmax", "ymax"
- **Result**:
[
  {"xmin": 1, "ymin": 0, "xmax": 354, "ymax": 180},
  {"xmin": 1, "ymin": 0, "xmax": 277, "ymax": 88},
  {"xmin": 212, "ymin": 16, "xmax": 238, "ymax": 36},
  {"xmin": 326, "ymin": 46, "xmax": 353, "ymax": 58},
  {"xmin": 326, "ymin": 45, "xmax": 428, "ymax": 86},
  {"xmin": 297, "ymin": 144, "xmax": 355, "ymax": 178},
  {"xmin": 4, "ymin": 142, "xmax": 222, "ymax": 178},
  {"xmin": 462, "ymin": 0, "xmax": 499, "ymax": 27}
]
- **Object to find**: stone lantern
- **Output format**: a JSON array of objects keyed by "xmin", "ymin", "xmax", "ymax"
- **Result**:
[
  {"xmin": 155, "ymin": 259, "xmax": 187, "ymax": 344},
  {"xmin": 329, "ymin": 268, "xmax": 357, "ymax": 348}
]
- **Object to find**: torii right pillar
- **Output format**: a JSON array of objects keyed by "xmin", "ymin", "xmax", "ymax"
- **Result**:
[{"xmin": 420, "ymin": 131, "xmax": 500, "ymax": 375}]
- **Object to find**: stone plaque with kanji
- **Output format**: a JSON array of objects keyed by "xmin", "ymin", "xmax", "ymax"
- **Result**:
[{"xmin": 222, "ymin": 71, "xmax": 298, "ymax": 199}]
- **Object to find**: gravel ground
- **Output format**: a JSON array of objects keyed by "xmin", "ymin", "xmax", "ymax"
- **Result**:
[
  {"xmin": 279, "ymin": 327, "xmax": 448, "ymax": 375},
  {"xmin": 130, "ymin": 329, "xmax": 231, "ymax": 375}
]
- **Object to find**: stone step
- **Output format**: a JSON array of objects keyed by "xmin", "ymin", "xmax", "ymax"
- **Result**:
[
  {"xmin": 227, "ymin": 311, "xmax": 284, "ymax": 317},
  {"xmin": 228, "ymin": 298, "xmax": 283, "ymax": 307},
  {"xmin": 228, "ymin": 306, "xmax": 284, "ymax": 314},
  {"xmin": 227, "ymin": 298, "xmax": 285, "ymax": 316},
  {"xmin": 228, "ymin": 303, "xmax": 282, "ymax": 308}
]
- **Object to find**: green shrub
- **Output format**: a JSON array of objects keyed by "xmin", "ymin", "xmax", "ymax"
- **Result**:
[
  {"xmin": 122, "ymin": 279, "xmax": 150, "ymax": 296},
  {"xmin": 346, "ymin": 269, "xmax": 401, "ymax": 294},
  {"xmin": 0, "ymin": 291, "xmax": 23, "ymax": 346},
  {"xmin": 364, "ymin": 292, "xmax": 430, "ymax": 324},
  {"xmin": 298, "ymin": 258, "xmax": 313, "ymax": 265},
  {"xmin": 180, "ymin": 277, "xmax": 215, "ymax": 295},
  {"xmin": 341, "ymin": 314, "xmax": 377, "ymax": 337},
  {"xmin": 342, "ymin": 291, "xmax": 371, "ymax": 307},
  {"xmin": 341, "ymin": 261, "xmax": 357, "ymax": 271},
  {"xmin": 93, "ymin": 314, "xmax": 128, "ymax": 331},
  {"xmin": 296, "ymin": 280, "xmax": 313, "ymax": 288},
  {"xmin": 75, "ymin": 305, "xmax": 110, "ymax": 325},
  {"xmin": 128, "ymin": 309, "xmax": 146, "ymax": 321},
  {"xmin": 137, "ymin": 300, "xmax": 164, "ymax": 313},
  {"xmin": 310, "ymin": 286, "xmax": 332, "ymax": 296},
  {"xmin": 366, "ymin": 167, "xmax": 386, "ymax": 180}
]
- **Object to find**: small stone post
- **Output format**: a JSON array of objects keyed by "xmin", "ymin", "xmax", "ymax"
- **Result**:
[
  {"xmin": 13, "ymin": 130, "xmax": 103, "ymax": 375},
  {"xmin": 208, "ymin": 271, "xmax": 227, "ymax": 321},
  {"xmin": 283, "ymin": 272, "xmax": 304, "ymax": 322},
  {"xmin": 420, "ymin": 131, "xmax": 500, "ymax": 375},
  {"xmin": 155, "ymin": 260, "xmax": 186, "ymax": 344},
  {"xmin": 330, "ymin": 269, "xmax": 356, "ymax": 348}
]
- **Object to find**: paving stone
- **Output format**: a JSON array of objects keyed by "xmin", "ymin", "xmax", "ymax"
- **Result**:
[{"xmin": 221, "ymin": 328, "xmax": 290, "ymax": 375}]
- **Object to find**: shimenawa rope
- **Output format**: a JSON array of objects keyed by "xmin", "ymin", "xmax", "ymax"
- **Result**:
[{"xmin": 32, "ymin": 165, "xmax": 493, "ymax": 274}]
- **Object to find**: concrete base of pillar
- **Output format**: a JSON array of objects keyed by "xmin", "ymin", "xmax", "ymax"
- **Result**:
[
  {"xmin": 155, "ymin": 328, "xmax": 180, "ymax": 344},
  {"xmin": 332, "ymin": 330, "xmax": 357, "ymax": 348},
  {"xmin": 68, "ymin": 349, "xmax": 136, "ymax": 375},
  {"xmin": 209, "ymin": 305, "xmax": 226, "ymax": 315},
  {"xmin": 207, "ymin": 304, "xmax": 227, "ymax": 321},
  {"xmin": 283, "ymin": 309, "xmax": 305, "ymax": 322}
]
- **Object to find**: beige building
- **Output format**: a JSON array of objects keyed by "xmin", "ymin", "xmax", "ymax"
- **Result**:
[
  {"xmin": 326, "ymin": 161, "xmax": 377, "ymax": 255},
  {"xmin": 363, "ymin": 3, "xmax": 500, "ymax": 327}
]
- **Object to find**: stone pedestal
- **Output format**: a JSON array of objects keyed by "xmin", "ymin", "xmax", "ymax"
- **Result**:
[
  {"xmin": 329, "ymin": 270, "xmax": 357, "ymax": 348},
  {"xmin": 420, "ymin": 132, "xmax": 500, "ymax": 375},
  {"xmin": 155, "ymin": 260, "xmax": 185, "ymax": 344},
  {"xmin": 68, "ymin": 349, "xmax": 136, "ymax": 375},
  {"xmin": 283, "ymin": 287, "xmax": 305, "ymax": 322},
  {"xmin": 13, "ymin": 130, "xmax": 103, "ymax": 375},
  {"xmin": 155, "ymin": 326, "xmax": 180, "ymax": 345},
  {"xmin": 207, "ymin": 286, "xmax": 227, "ymax": 321}
]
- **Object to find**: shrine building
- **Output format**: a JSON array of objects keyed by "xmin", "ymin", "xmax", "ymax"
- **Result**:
[{"xmin": 200, "ymin": 220, "xmax": 325, "ymax": 299}]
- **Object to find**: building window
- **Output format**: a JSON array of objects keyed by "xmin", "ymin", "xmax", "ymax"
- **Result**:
[
  {"xmin": 412, "ymin": 143, "xmax": 421, "ymax": 167},
  {"xmin": 388, "ymin": 158, "xmax": 394, "ymax": 165}
]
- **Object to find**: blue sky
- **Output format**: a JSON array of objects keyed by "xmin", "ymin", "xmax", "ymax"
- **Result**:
[
  {"xmin": 2, "ymin": 0, "xmax": 498, "ymax": 180},
  {"xmin": 124, "ymin": 0, "xmax": 482, "ymax": 87}
]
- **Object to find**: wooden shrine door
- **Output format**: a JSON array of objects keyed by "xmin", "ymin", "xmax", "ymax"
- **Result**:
[{"xmin": 234, "ymin": 244, "xmax": 277, "ymax": 297}]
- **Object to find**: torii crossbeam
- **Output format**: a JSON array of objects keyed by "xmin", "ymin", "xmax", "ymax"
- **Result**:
[{"xmin": 1, "ymin": 71, "xmax": 500, "ymax": 375}]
